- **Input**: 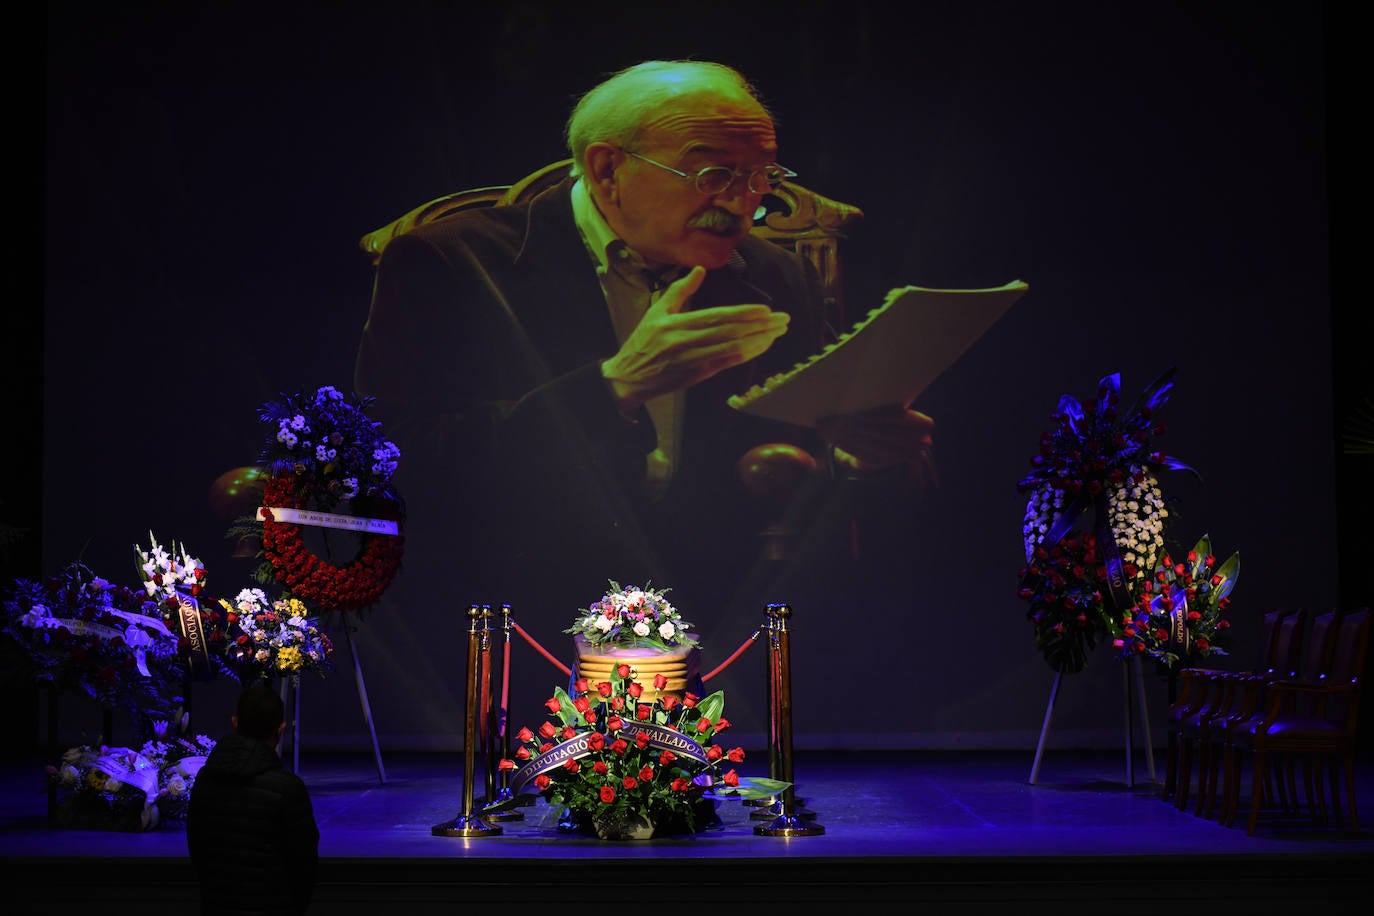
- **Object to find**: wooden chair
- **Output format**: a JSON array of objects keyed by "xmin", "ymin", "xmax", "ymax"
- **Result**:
[
  {"xmin": 1218, "ymin": 609, "xmax": 1360, "ymax": 832},
  {"xmin": 1187, "ymin": 608, "xmax": 1309, "ymax": 818},
  {"xmin": 358, "ymin": 159, "xmax": 865, "ymax": 337},
  {"xmin": 1227, "ymin": 607, "xmax": 1369, "ymax": 835},
  {"xmin": 1163, "ymin": 607, "xmax": 1296, "ymax": 807}
]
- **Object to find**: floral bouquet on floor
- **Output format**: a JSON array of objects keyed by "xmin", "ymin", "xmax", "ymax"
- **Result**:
[
  {"xmin": 215, "ymin": 588, "xmax": 334, "ymax": 683},
  {"xmin": 493, "ymin": 664, "xmax": 787, "ymax": 839},
  {"xmin": 48, "ymin": 717, "xmax": 216, "ymax": 831}
]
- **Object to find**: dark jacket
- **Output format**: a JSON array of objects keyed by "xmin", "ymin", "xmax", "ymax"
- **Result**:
[
  {"xmin": 353, "ymin": 178, "xmax": 836, "ymax": 616},
  {"xmin": 187, "ymin": 733, "xmax": 319, "ymax": 916}
]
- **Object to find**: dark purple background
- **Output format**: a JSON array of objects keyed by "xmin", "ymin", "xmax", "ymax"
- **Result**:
[{"xmin": 27, "ymin": 2, "xmax": 1351, "ymax": 752}]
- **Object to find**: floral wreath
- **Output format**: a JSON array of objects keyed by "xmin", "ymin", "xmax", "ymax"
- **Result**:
[
  {"xmin": 1015, "ymin": 369, "xmax": 1238, "ymax": 673},
  {"xmin": 254, "ymin": 386, "xmax": 405, "ymax": 612}
]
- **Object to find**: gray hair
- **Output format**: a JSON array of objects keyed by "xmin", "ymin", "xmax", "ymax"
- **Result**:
[{"xmin": 564, "ymin": 60, "xmax": 771, "ymax": 178}]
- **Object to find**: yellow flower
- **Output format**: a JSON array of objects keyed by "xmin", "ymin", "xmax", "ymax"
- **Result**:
[{"xmin": 277, "ymin": 646, "xmax": 304, "ymax": 671}]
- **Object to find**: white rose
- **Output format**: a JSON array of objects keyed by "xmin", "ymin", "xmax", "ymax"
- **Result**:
[
  {"xmin": 165, "ymin": 774, "xmax": 188, "ymax": 797},
  {"xmin": 633, "ymin": 621, "xmax": 651, "ymax": 637},
  {"xmin": 593, "ymin": 616, "xmax": 614, "ymax": 633},
  {"xmin": 659, "ymin": 622, "xmax": 676, "ymax": 640}
]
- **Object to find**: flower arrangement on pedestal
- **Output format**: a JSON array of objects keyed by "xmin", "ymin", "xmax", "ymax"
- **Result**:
[
  {"xmin": 48, "ymin": 717, "xmax": 216, "ymax": 831},
  {"xmin": 248, "ymin": 385, "xmax": 405, "ymax": 612},
  {"xmin": 1015, "ymin": 369, "xmax": 1240, "ymax": 672},
  {"xmin": 565, "ymin": 581, "xmax": 697, "ymax": 651},
  {"xmin": 496, "ymin": 664, "xmax": 786, "ymax": 839}
]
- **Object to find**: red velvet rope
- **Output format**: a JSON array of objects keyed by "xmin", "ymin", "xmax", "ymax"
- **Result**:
[
  {"xmin": 511, "ymin": 620, "xmax": 572, "ymax": 678},
  {"xmin": 702, "ymin": 631, "xmax": 760, "ymax": 683},
  {"xmin": 509, "ymin": 618, "xmax": 759, "ymax": 683}
]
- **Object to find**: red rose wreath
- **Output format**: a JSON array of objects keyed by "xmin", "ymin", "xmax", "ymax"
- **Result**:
[{"xmin": 255, "ymin": 386, "xmax": 405, "ymax": 612}]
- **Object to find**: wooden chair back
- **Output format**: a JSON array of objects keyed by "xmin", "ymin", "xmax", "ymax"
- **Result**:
[{"xmin": 358, "ymin": 159, "xmax": 865, "ymax": 335}]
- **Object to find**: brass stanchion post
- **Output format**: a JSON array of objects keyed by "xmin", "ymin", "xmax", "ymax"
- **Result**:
[
  {"xmin": 745, "ymin": 609, "xmax": 779, "ymax": 810},
  {"xmin": 484, "ymin": 604, "xmax": 524, "ymax": 820},
  {"xmin": 432, "ymin": 604, "xmax": 502, "ymax": 837},
  {"xmin": 756, "ymin": 603, "xmax": 824, "ymax": 837}
]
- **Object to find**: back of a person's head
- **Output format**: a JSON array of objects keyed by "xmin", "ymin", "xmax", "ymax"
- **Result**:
[
  {"xmin": 565, "ymin": 59, "xmax": 770, "ymax": 177},
  {"xmin": 235, "ymin": 684, "xmax": 285, "ymax": 742}
]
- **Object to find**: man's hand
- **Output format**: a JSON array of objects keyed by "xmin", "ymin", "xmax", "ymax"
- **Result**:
[
  {"xmin": 816, "ymin": 405, "xmax": 937, "ymax": 485},
  {"xmin": 601, "ymin": 266, "xmax": 790, "ymax": 414}
]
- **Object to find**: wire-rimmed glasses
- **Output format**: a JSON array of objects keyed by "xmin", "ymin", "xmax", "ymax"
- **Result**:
[{"xmin": 622, "ymin": 149, "xmax": 797, "ymax": 195}]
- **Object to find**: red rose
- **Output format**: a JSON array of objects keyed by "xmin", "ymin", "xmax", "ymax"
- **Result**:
[
  {"xmin": 616, "ymin": 664, "xmax": 631, "ymax": 678},
  {"xmin": 607, "ymin": 716, "xmax": 624, "ymax": 731},
  {"xmin": 728, "ymin": 747, "xmax": 745, "ymax": 763},
  {"xmin": 653, "ymin": 673, "xmax": 668, "ymax": 690},
  {"xmin": 538, "ymin": 722, "xmax": 557, "ymax": 739},
  {"xmin": 696, "ymin": 718, "xmax": 712, "ymax": 733},
  {"xmin": 597, "ymin": 682, "xmax": 613, "ymax": 697},
  {"xmin": 588, "ymin": 732, "xmax": 606, "ymax": 751},
  {"xmin": 600, "ymin": 786, "xmax": 616, "ymax": 804},
  {"xmin": 636, "ymin": 704, "xmax": 650, "ymax": 720},
  {"xmin": 622, "ymin": 776, "xmax": 638, "ymax": 790},
  {"xmin": 610, "ymin": 739, "xmax": 628, "ymax": 755},
  {"xmin": 560, "ymin": 725, "xmax": 576, "ymax": 740},
  {"xmin": 635, "ymin": 732, "xmax": 649, "ymax": 749},
  {"xmin": 671, "ymin": 778, "xmax": 692, "ymax": 792},
  {"xmin": 660, "ymin": 751, "xmax": 677, "ymax": 765},
  {"xmin": 516, "ymin": 746, "xmax": 531, "ymax": 760},
  {"xmin": 545, "ymin": 697, "xmax": 561, "ymax": 713},
  {"xmin": 516, "ymin": 727, "xmax": 534, "ymax": 743},
  {"xmin": 707, "ymin": 745, "xmax": 724, "ymax": 761},
  {"xmin": 627, "ymin": 682, "xmax": 643, "ymax": 698},
  {"xmin": 498, "ymin": 759, "xmax": 515, "ymax": 771},
  {"xmin": 574, "ymin": 677, "xmax": 589, "ymax": 694},
  {"xmin": 573, "ymin": 696, "xmax": 591, "ymax": 714},
  {"xmin": 534, "ymin": 775, "xmax": 551, "ymax": 790},
  {"xmin": 1196, "ymin": 638, "xmax": 1210, "ymax": 651},
  {"xmin": 563, "ymin": 759, "xmax": 580, "ymax": 773},
  {"xmin": 723, "ymin": 769, "xmax": 740, "ymax": 787},
  {"xmin": 594, "ymin": 761, "xmax": 608, "ymax": 775},
  {"xmin": 638, "ymin": 765, "xmax": 654, "ymax": 782},
  {"xmin": 715, "ymin": 718, "xmax": 731, "ymax": 732},
  {"xmin": 662, "ymin": 696, "xmax": 679, "ymax": 711}
]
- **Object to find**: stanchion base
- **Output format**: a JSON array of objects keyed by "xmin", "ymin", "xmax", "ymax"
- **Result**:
[
  {"xmin": 484, "ymin": 808, "xmax": 525, "ymax": 822},
  {"xmin": 750, "ymin": 802, "xmax": 816, "ymax": 821},
  {"xmin": 744, "ymin": 794, "xmax": 807, "ymax": 808},
  {"xmin": 755, "ymin": 814, "xmax": 825, "ymax": 837},
  {"xmin": 431, "ymin": 815, "xmax": 503, "ymax": 837}
]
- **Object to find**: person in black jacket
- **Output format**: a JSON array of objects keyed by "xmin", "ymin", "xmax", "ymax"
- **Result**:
[{"xmin": 187, "ymin": 684, "xmax": 319, "ymax": 916}]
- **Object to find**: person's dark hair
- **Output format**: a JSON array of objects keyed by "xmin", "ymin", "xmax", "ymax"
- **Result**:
[{"xmin": 235, "ymin": 684, "xmax": 285, "ymax": 742}]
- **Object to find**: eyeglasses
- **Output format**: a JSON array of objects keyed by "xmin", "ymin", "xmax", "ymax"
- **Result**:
[{"xmin": 622, "ymin": 149, "xmax": 797, "ymax": 196}]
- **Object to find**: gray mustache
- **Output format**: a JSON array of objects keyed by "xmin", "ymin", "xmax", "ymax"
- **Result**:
[{"xmin": 687, "ymin": 208, "xmax": 749, "ymax": 233}]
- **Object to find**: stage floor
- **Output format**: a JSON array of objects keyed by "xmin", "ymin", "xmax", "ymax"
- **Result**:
[{"xmin": 4, "ymin": 748, "xmax": 1374, "ymax": 913}]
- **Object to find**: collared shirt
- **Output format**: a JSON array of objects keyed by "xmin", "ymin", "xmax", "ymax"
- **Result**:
[{"xmin": 570, "ymin": 178, "xmax": 685, "ymax": 499}]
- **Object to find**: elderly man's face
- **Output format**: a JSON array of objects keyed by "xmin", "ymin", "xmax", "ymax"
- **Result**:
[{"xmin": 601, "ymin": 94, "xmax": 778, "ymax": 270}]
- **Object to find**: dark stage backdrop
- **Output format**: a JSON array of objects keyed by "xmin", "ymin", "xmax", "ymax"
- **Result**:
[{"xmin": 36, "ymin": 1, "xmax": 1334, "ymax": 751}]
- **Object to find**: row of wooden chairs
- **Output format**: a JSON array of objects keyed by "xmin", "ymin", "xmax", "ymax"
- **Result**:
[{"xmin": 1163, "ymin": 606, "xmax": 1370, "ymax": 834}]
